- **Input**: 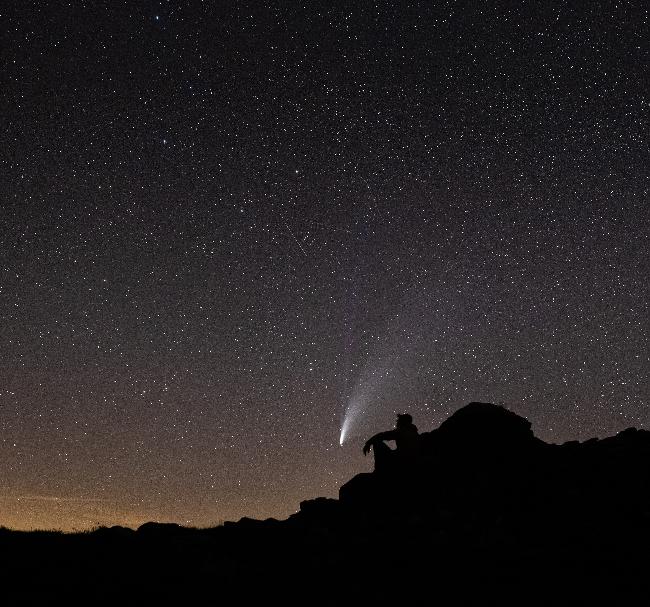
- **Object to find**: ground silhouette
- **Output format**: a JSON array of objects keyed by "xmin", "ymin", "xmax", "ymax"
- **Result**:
[{"xmin": 2, "ymin": 402, "xmax": 650, "ymax": 604}]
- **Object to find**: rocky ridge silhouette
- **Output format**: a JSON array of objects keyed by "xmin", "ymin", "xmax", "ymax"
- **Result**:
[{"xmin": 2, "ymin": 402, "xmax": 649, "ymax": 604}]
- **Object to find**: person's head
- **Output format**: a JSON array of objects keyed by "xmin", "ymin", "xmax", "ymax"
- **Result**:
[{"xmin": 396, "ymin": 413, "xmax": 413, "ymax": 428}]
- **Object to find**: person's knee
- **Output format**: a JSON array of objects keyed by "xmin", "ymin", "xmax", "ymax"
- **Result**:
[{"xmin": 373, "ymin": 440, "xmax": 390, "ymax": 453}]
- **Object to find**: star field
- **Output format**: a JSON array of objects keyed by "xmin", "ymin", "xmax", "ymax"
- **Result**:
[{"xmin": 1, "ymin": 1, "xmax": 648, "ymax": 530}]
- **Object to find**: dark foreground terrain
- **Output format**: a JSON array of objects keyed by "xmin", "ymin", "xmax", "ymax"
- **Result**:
[{"xmin": 3, "ymin": 402, "xmax": 650, "ymax": 605}]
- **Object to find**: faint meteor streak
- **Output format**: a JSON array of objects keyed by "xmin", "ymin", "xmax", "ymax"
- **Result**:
[{"xmin": 284, "ymin": 221, "xmax": 308, "ymax": 256}]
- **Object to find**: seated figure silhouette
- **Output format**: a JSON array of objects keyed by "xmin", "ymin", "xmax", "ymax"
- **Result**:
[{"xmin": 363, "ymin": 413, "xmax": 419, "ymax": 472}]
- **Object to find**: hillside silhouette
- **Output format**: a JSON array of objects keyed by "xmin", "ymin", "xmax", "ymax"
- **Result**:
[{"xmin": 2, "ymin": 402, "xmax": 650, "ymax": 604}]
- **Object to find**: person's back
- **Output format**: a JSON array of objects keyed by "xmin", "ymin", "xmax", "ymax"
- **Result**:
[{"xmin": 394, "ymin": 417, "xmax": 419, "ymax": 456}]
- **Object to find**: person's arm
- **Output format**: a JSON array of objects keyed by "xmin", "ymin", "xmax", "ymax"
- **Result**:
[
  {"xmin": 373, "ymin": 430, "xmax": 398, "ymax": 442},
  {"xmin": 363, "ymin": 430, "xmax": 398, "ymax": 455}
]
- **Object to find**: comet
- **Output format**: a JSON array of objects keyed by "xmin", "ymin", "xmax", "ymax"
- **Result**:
[
  {"xmin": 339, "ymin": 306, "xmax": 424, "ymax": 446},
  {"xmin": 339, "ymin": 359, "xmax": 395, "ymax": 446}
]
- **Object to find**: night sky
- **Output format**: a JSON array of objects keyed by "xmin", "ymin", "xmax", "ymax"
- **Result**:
[{"xmin": 2, "ymin": 2, "xmax": 648, "ymax": 531}]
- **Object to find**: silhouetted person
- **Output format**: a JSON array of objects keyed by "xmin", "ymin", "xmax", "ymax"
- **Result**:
[{"xmin": 363, "ymin": 413, "xmax": 419, "ymax": 472}]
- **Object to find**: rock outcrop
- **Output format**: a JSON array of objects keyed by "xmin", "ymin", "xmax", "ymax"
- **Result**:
[
  {"xmin": 339, "ymin": 402, "xmax": 650, "ymax": 522},
  {"xmin": 3, "ymin": 401, "xmax": 650, "ymax": 604}
]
